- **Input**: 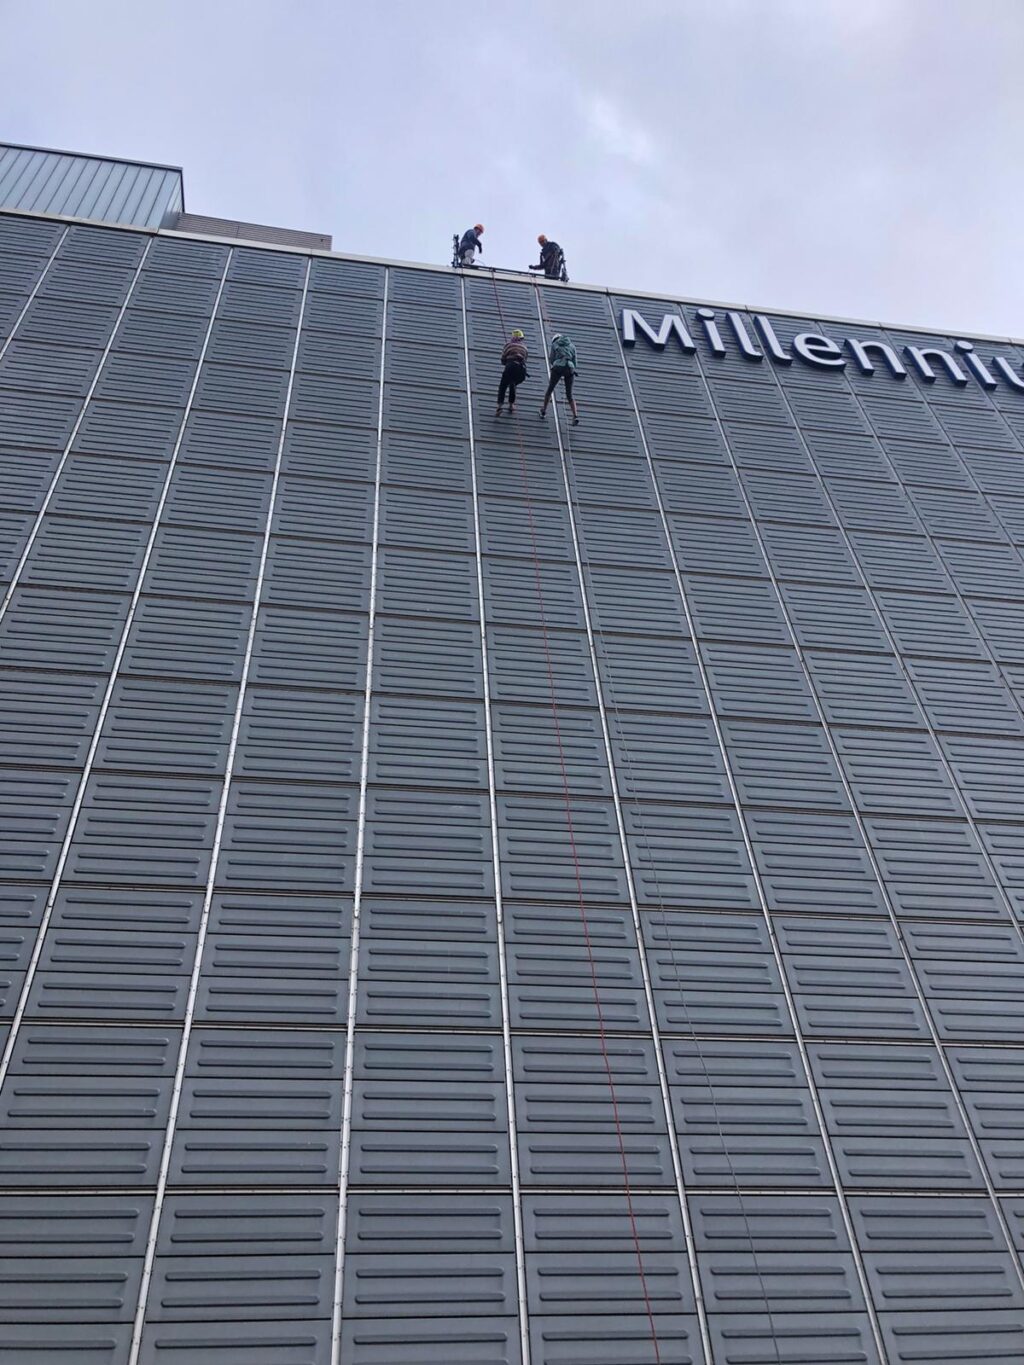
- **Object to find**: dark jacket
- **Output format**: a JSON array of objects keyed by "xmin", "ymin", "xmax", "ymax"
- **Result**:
[
  {"xmin": 538, "ymin": 240, "xmax": 561, "ymax": 273},
  {"xmin": 460, "ymin": 227, "xmax": 483, "ymax": 254}
]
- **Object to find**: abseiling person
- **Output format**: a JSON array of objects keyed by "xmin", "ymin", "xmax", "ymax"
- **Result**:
[
  {"xmin": 539, "ymin": 332, "xmax": 579, "ymax": 425},
  {"xmin": 495, "ymin": 329, "xmax": 529, "ymax": 417}
]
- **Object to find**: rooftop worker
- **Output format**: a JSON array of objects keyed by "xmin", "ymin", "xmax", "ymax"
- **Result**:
[
  {"xmin": 529, "ymin": 234, "xmax": 563, "ymax": 279},
  {"xmin": 540, "ymin": 332, "xmax": 579, "ymax": 425},
  {"xmin": 458, "ymin": 224, "xmax": 485, "ymax": 268},
  {"xmin": 496, "ymin": 329, "xmax": 529, "ymax": 417}
]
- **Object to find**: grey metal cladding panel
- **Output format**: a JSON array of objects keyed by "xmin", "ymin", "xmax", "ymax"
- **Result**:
[
  {"xmin": 22, "ymin": 517, "xmax": 149, "ymax": 592},
  {"xmin": 289, "ymin": 373, "xmax": 379, "ymax": 431},
  {"xmin": 740, "ymin": 470, "xmax": 836, "ymax": 527},
  {"xmin": 147, "ymin": 1250, "xmax": 333, "ymax": 1324},
  {"xmin": 193, "ymin": 360, "xmax": 290, "ymax": 417},
  {"xmin": 532, "ymin": 1313, "xmax": 704, "ymax": 1365},
  {"xmin": 216, "ymin": 279, "xmax": 302, "ymax": 329},
  {"xmin": 689, "ymin": 1191, "xmax": 850, "ymax": 1254},
  {"xmin": 483, "ymin": 556, "xmax": 585, "ymax": 628},
  {"xmin": 883, "ymin": 438, "xmax": 975, "ymax": 489},
  {"xmin": 26, "ymin": 968, "xmax": 191, "ymax": 1021},
  {"xmin": 961, "ymin": 449, "xmax": 1024, "ymax": 496},
  {"xmin": 373, "ymin": 616, "xmax": 481, "ymax": 696},
  {"xmin": 630, "ymin": 835, "xmax": 758, "ymax": 909},
  {"xmin": 356, "ymin": 974, "xmax": 499, "ymax": 1030},
  {"xmin": 0, "ymin": 669, "xmax": 102, "ymax": 767},
  {"xmin": 653, "ymin": 461, "xmax": 746, "ymax": 518},
  {"xmin": 236, "ymin": 688, "xmax": 360, "ymax": 781},
  {"xmin": 344, "ymin": 1251, "xmax": 516, "ymax": 1319},
  {"xmin": 0, "ymin": 214, "xmax": 63, "ymax": 255},
  {"xmin": 906, "ymin": 656, "xmax": 1024, "ymax": 734},
  {"xmin": 273, "ymin": 476, "xmax": 373, "ymax": 542},
  {"xmin": 175, "ymin": 1072, "xmax": 341, "ymax": 1133},
  {"xmin": 96, "ymin": 677, "xmax": 235, "ymax": 774},
  {"xmin": 382, "ymin": 430, "xmax": 470, "ymax": 493},
  {"xmin": 487, "ymin": 625, "xmax": 592, "ymax": 705},
  {"xmin": 132, "ymin": 268, "xmax": 221, "ymax": 318},
  {"xmin": 164, "ymin": 464, "xmax": 272, "ymax": 531},
  {"xmin": 280, "ymin": 421, "xmax": 375, "ymax": 483},
  {"xmin": 39, "ymin": 255, "xmax": 136, "ymax": 307},
  {"xmin": 677, "ymin": 1133, "xmax": 832, "ymax": 1187},
  {"xmin": 0, "ymin": 340, "xmax": 102, "ymax": 397},
  {"xmin": 939, "ymin": 733, "xmax": 1024, "ymax": 818},
  {"xmin": 377, "ymin": 548, "xmax": 478, "ymax": 620},
  {"xmin": 573, "ymin": 504, "xmax": 672, "ymax": 570},
  {"xmin": 361, "ymin": 897, "xmax": 495, "ymax": 942},
  {"xmin": 879, "ymin": 1308, "xmax": 1024, "ymax": 1365},
  {"xmin": 707, "ymin": 376, "xmax": 792, "ymax": 428},
  {"xmin": 0, "ymin": 1253, "xmax": 144, "ymax": 1321},
  {"xmin": 0, "ymin": 885, "xmax": 46, "ymax": 940},
  {"xmin": 179, "ymin": 409, "xmax": 282, "ymax": 470},
  {"xmin": 937, "ymin": 538, "xmax": 1024, "ymax": 598},
  {"xmin": 517, "ymin": 1080, "xmax": 666, "ymax": 1136},
  {"xmin": 480, "ymin": 497, "xmax": 574, "ymax": 560},
  {"xmin": 990, "ymin": 495, "xmax": 1024, "ymax": 544},
  {"xmin": 121, "ymin": 597, "xmax": 252, "ymax": 681},
  {"xmin": 341, "ymin": 1315, "xmax": 518, "ymax": 1365},
  {"xmin": 378, "ymin": 486, "xmax": 474, "ymax": 552},
  {"xmin": 671, "ymin": 1079, "xmax": 817, "ymax": 1137},
  {"xmin": 0, "ymin": 389, "xmax": 80, "ymax": 450},
  {"xmin": 708, "ymin": 1311, "xmax": 881, "ymax": 1365},
  {"xmin": 166, "ymin": 1118, "xmax": 340, "ymax": 1186},
  {"xmin": 0, "ymin": 1071, "xmax": 173, "ymax": 1133},
  {"xmin": 519, "ymin": 1131, "xmax": 675, "ymax": 1188},
  {"xmin": 0, "ymin": 587, "xmax": 129, "ymax": 671},
  {"xmin": 595, "ymin": 634, "xmax": 704, "ymax": 713},
  {"xmin": 721, "ymin": 720, "xmax": 850, "ymax": 810},
  {"xmin": 369, "ymin": 694, "xmax": 485, "ymax": 786},
  {"xmin": 805, "ymin": 651, "xmax": 924, "ymax": 727},
  {"xmin": 0, "ymin": 1191, "xmax": 153, "ymax": 1259},
  {"xmin": 875, "ymin": 589, "xmax": 987, "ymax": 658},
  {"xmin": 303, "ymin": 291, "xmax": 384, "ymax": 340},
  {"xmin": 355, "ymin": 1032, "xmax": 503, "ymax": 1084},
  {"xmin": 833, "ymin": 1132, "xmax": 986, "ymax": 1188},
  {"xmin": 491, "ymin": 704, "xmax": 610, "ymax": 796},
  {"xmin": 18, "ymin": 294, "xmax": 120, "ymax": 351},
  {"xmin": 146, "ymin": 238, "xmax": 229, "ymax": 278},
  {"xmin": 348, "ymin": 1129, "xmax": 511, "ymax": 1188},
  {"xmin": 504, "ymin": 901, "xmax": 631, "ymax": 952},
  {"xmin": 567, "ymin": 451, "xmax": 657, "ymax": 509},
  {"xmin": 642, "ymin": 411, "xmax": 729, "ymax": 467},
  {"xmin": 0, "ymin": 449, "xmax": 61, "ymax": 512},
  {"xmin": 832, "ymin": 728, "xmax": 962, "ymax": 816},
  {"xmin": 299, "ymin": 328, "xmax": 381, "ymax": 380},
  {"xmin": 849, "ymin": 530, "xmax": 953, "ymax": 593},
  {"xmin": 10, "ymin": 1021, "xmax": 180, "ymax": 1077},
  {"xmin": 758, "ymin": 523, "xmax": 859, "ymax": 584},
  {"xmin": 684, "ymin": 575, "xmax": 790, "ymax": 645},
  {"xmin": 782, "ymin": 582, "xmax": 892, "ymax": 652},
  {"xmin": 909, "ymin": 485, "xmax": 1009, "ymax": 542},
  {"xmin": 702, "ymin": 643, "xmax": 818, "ymax": 721},
  {"xmin": 0, "ymin": 1125, "xmax": 163, "ymax": 1186},
  {"xmin": 523, "ymin": 1193, "xmax": 685, "ymax": 1259},
  {"xmin": 968, "ymin": 597, "xmax": 1024, "ymax": 662},
  {"xmin": 72, "ymin": 400, "xmax": 184, "ymax": 461},
  {"xmin": 512, "ymin": 1036, "xmax": 658, "ymax": 1090},
  {"xmin": 353, "ymin": 1078, "xmax": 505, "ymax": 1134},
  {"xmin": 933, "ymin": 398, "xmax": 1021, "ymax": 450},
  {"xmin": 383, "ymin": 386, "xmax": 468, "ymax": 444},
  {"xmin": 139, "ymin": 1317, "xmax": 331, "ymax": 1364},
  {"xmin": 249, "ymin": 607, "xmax": 367, "ymax": 689},
  {"xmin": 667, "ymin": 518, "xmax": 765, "ymax": 580},
  {"xmin": 527, "ymin": 1251, "xmax": 694, "ymax": 1319},
  {"xmin": 699, "ymin": 1247, "xmax": 865, "ymax": 1316},
  {"xmin": 828, "ymin": 478, "xmax": 924, "ymax": 535},
  {"xmin": 95, "ymin": 352, "xmax": 196, "ymax": 409},
  {"xmin": 143, "ymin": 525, "xmax": 261, "ymax": 603}
]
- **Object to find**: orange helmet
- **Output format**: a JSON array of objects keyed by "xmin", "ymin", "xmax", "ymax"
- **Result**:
[
  {"xmin": 537, "ymin": 234, "xmax": 547, "ymax": 244},
  {"xmin": 474, "ymin": 223, "xmax": 485, "ymax": 232}
]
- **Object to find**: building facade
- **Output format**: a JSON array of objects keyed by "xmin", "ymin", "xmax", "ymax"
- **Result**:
[{"xmin": 0, "ymin": 197, "xmax": 1023, "ymax": 1365}]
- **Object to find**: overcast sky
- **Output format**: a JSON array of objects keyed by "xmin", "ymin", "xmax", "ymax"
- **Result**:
[{"xmin": 2, "ymin": 0, "xmax": 1022, "ymax": 335}]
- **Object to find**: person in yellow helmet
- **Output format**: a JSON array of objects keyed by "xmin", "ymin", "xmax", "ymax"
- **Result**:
[
  {"xmin": 496, "ymin": 328, "xmax": 529, "ymax": 417},
  {"xmin": 529, "ymin": 234, "xmax": 563, "ymax": 279},
  {"xmin": 458, "ymin": 224, "xmax": 485, "ymax": 268}
]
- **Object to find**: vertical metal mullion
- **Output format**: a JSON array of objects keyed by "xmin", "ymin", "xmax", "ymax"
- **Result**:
[
  {"xmin": 0, "ymin": 221, "xmax": 71, "ymax": 366},
  {"xmin": 0, "ymin": 240, "xmax": 230, "ymax": 1097},
  {"xmin": 605, "ymin": 294, "xmax": 890, "ymax": 1365},
  {"xmin": 0, "ymin": 233, "xmax": 149, "ymax": 620},
  {"xmin": 461, "ymin": 276, "xmax": 531, "ymax": 1365},
  {"xmin": 127, "ymin": 256, "xmax": 313, "ymax": 1365},
  {"xmin": 535, "ymin": 288, "xmax": 713, "ymax": 1365},
  {"xmin": 330, "ymin": 266, "xmax": 389, "ymax": 1365}
]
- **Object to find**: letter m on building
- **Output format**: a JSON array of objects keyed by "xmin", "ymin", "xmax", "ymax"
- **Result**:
[{"xmin": 620, "ymin": 309, "xmax": 696, "ymax": 352}]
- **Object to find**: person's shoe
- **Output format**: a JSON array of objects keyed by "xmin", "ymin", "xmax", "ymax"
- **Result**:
[
  {"xmin": 572, "ymin": 416, "xmax": 580, "ymax": 426},
  {"xmin": 494, "ymin": 406, "xmax": 503, "ymax": 418},
  {"xmin": 508, "ymin": 404, "xmax": 516, "ymax": 415},
  {"xmin": 539, "ymin": 408, "xmax": 546, "ymax": 419}
]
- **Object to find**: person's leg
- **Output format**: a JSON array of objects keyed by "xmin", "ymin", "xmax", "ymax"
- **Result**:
[
  {"xmin": 496, "ymin": 366, "xmax": 510, "ymax": 414},
  {"xmin": 507, "ymin": 377, "xmax": 518, "ymax": 411},
  {"xmin": 564, "ymin": 369, "xmax": 579, "ymax": 421},
  {"xmin": 539, "ymin": 368, "xmax": 560, "ymax": 415}
]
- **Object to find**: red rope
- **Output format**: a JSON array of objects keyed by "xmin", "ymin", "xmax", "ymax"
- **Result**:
[{"xmin": 489, "ymin": 272, "xmax": 663, "ymax": 1362}]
